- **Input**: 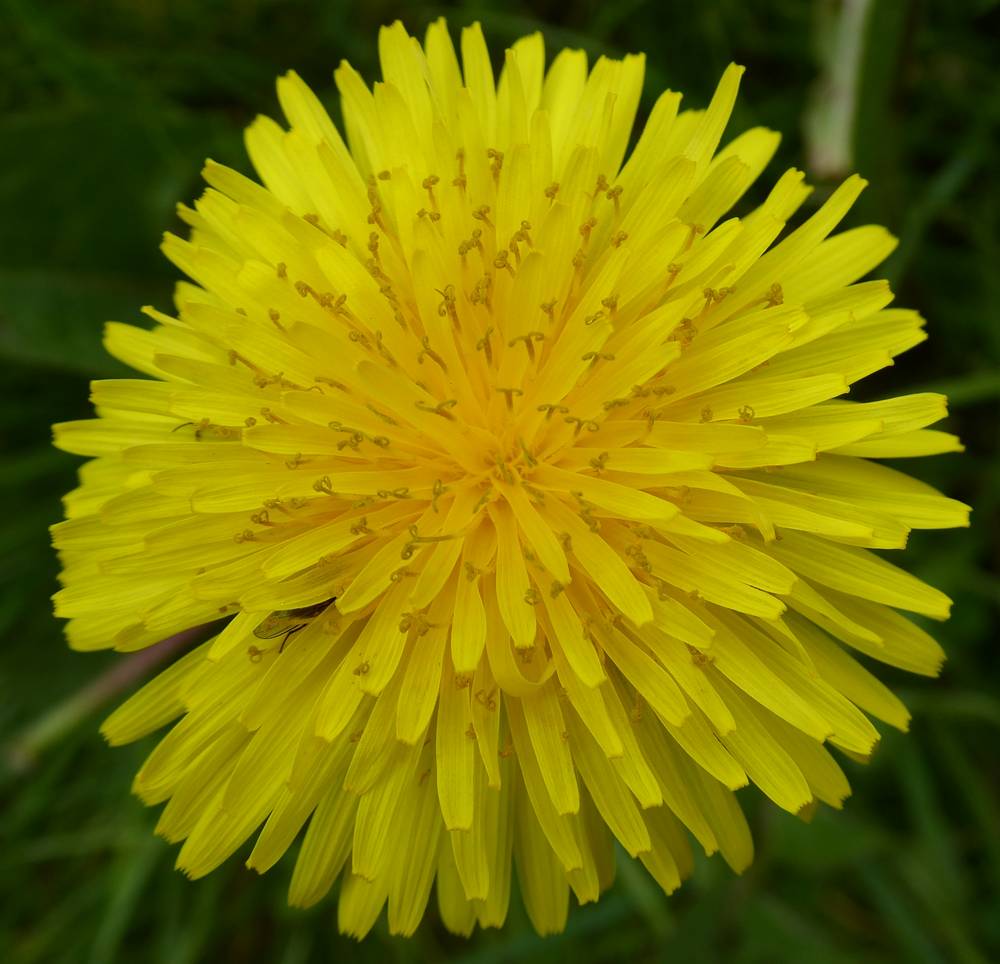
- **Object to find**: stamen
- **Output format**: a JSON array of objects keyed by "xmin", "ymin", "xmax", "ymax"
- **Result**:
[
  {"xmin": 422, "ymin": 174, "xmax": 440, "ymax": 207},
  {"xmin": 589, "ymin": 452, "xmax": 610, "ymax": 473},
  {"xmin": 436, "ymin": 285, "xmax": 460, "ymax": 329},
  {"xmin": 507, "ymin": 331, "xmax": 544, "ymax": 360},
  {"xmin": 510, "ymin": 219, "xmax": 533, "ymax": 251},
  {"xmin": 684, "ymin": 222, "xmax": 705, "ymax": 249},
  {"xmin": 408, "ymin": 524, "xmax": 460, "ymax": 545},
  {"xmin": 486, "ymin": 148, "xmax": 504, "ymax": 182},
  {"xmin": 367, "ymin": 404, "xmax": 397, "ymax": 425},
  {"xmin": 316, "ymin": 376, "xmax": 349, "ymax": 391},
  {"xmin": 537, "ymin": 403, "xmax": 569, "ymax": 420},
  {"xmin": 472, "ymin": 205, "xmax": 492, "ymax": 226},
  {"xmin": 544, "ymin": 182, "xmax": 560, "ymax": 201},
  {"xmin": 374, "ymin": 330, "xmax": 397, "ymax": 367},
  {"xmin": 313, "ymin": 476, "xmax": 336, "ymax": 495},
  {"xmin": 518, "ymin": 437, "xmax": 538, "ymax": 467},
  {"xmin": 738, "ymin": 405, "xmax": 755, "ymax": 424},
  {"xmin": 610, "ymin": 230, "xmax": 629, "ymax": 248},
  {"xmin": 472, "ymin": 485, "xmax": 494, "ymax": 514},
  {"xmin": 475, "ymin": 687, "xmax": 498, "ymax": 712},
  {"xmin": 365, "ymin": 257, "xmax": 389, "ymax": 284},
  {"xmin": 495, "ymin": 386, "xmax": 524, "ymax": 411},
  {"xmin": 582, "ymin": 350, "xmax": 615, "ymax": 367},
  {"xmin": 415, "ymin": 398, "xmax": 458, "ymax": 420},
  {"xmin": 494, "ymin": 458, "xmax": 514, "ymax": 485},
  {"xmin": 493, "ymin": 250, "xmax": 514, "ymax": 276},
  {"xmin": 253, "ymin": 371, "xmax": 284, "ymax": 389},
  {"xmin": 469, "ymin": 275, "xmax": 492, "ymax": 308},
  {"xmin": 337, "ymin": 432, "xmax": 365, "ymax": 452},
  {"xmin": 705, "ymin": 286, "xmax": 732, "ymax": 305},
  {"xmin": 475, "ymin": 327, "xmax": 495, "ymax": 364},
  {"xmin": 417, "ymin": 336, "xmax": 448, "ymax": 371},
  {"xmin": 431, "ymin": 479, "xmax": 448, "ymax": 512},
  {"xmin": 366, "ymin": 176, "xmax": 385, "ymax": 227},
  {"xmin": 540, "ymin": 299, "xmax": 557, "ymax": 321},
  {"xmin": 452, "ymin": 149, "xmax": 467, "ymax": 190},
  {"xmin": 669, "ymin": 318, "xmax": 698, "ymax": 348},
  {"xmin": 581, "ymin": 507, "xmax": 601, "ymax": 532},
  {"xmin": 624, "ymin": 544, "xmax": 652, "ymax": 572},
  {"xmin": 458, "ymin": 228, "xmax": 483, "ymax": 259},
  {"xmin": 523, "ymin": 483, "xmax": 546, "ymax": 505},
  {"xmin": 564, "ymin": 415, "xmax": 600, "ymax": 435}
]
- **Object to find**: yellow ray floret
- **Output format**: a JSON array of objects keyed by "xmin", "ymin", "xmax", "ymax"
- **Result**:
[{"xmin": 51, "ymin": 17, "xmax": 968, "ymax": 938}]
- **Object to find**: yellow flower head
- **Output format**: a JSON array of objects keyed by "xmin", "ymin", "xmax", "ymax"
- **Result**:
[{"xmin": 52, "ymin": 19, "xmax": 969, "ymax": 938}]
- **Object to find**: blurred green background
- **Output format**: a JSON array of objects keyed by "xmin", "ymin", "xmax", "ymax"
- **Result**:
[{"xmin": 1, "ymin": 0, "xmax": 998, "ymax": 961}]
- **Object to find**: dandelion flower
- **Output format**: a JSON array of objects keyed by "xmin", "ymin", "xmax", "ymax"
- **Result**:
[{"xmin": 52, "ymin": 19, "xmax": 969, "ymax": 938}]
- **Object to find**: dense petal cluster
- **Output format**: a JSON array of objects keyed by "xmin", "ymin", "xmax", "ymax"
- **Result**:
[{"xmin": 52, "ymin": 19, "xmax": 968, "ymax": 937}]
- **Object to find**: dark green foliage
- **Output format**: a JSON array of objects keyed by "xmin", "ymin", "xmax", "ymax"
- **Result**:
[{"xmin": 1, "ymin": 0, "xmax": 997, "ymax": 960}]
